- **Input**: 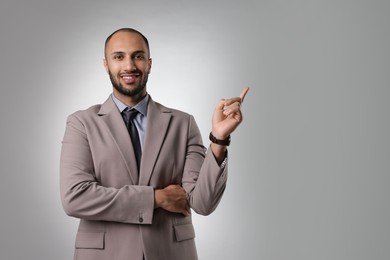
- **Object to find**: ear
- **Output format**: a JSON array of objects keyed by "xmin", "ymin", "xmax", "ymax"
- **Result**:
[
  {"xmin": 103, "ymin": 58, "xmax": 109, "ymax": 74},
  {"xmin": 148, "ymin": 58, "xmax": 152, "ymax": 74}
]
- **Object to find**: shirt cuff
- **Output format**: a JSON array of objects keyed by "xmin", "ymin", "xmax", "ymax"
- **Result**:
[{"xmin": 219, "ymin": 156, "xmax": 227, "ymax": 169}]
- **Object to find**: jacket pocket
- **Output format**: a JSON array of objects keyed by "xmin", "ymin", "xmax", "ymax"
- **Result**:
[
  {"xmin": 173, "ymin": 223, "xmax": 195, "ymax": 242},
  {"xmin": 75, "ymin": 231, "xmax": 105, "ymax": 249}
]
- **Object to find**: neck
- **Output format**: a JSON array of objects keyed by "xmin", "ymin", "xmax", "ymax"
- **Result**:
[{"xmin": 113, "ymin": 90, "xmax": 147, "ymax": 107}]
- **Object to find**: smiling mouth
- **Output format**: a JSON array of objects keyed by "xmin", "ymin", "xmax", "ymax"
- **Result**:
[{"xmin": 120, "ymin": 73, "xmax": 140, "ymax": 84}]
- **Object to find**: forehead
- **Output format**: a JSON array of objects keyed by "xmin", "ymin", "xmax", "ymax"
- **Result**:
[{"xmin": 106, "ymin": 31, "xmax": 148, "ymax": 54}]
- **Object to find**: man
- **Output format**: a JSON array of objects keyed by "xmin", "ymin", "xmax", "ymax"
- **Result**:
[{"xmin": 60, "ymin": 28, "xmax": 249, "ymax": 260}]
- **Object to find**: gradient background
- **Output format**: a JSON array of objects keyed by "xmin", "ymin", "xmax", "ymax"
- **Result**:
[{"xmin": 1, "ymin": 0, "xmax": 390, "ymax": 259}]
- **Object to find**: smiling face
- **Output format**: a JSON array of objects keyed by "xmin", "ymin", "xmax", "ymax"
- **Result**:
[{"xmin": 104, "ymin": 31, "xmax": 152, "ymax": 106}]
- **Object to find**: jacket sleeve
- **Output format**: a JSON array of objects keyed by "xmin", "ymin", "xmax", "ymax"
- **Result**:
[
  {"xmin": 182, "ymin": 115, "xmax": 228, "ymax": 216},
  {"xmin": 60, "ymin": 113, "xmax": 155, "ymax": 224}
]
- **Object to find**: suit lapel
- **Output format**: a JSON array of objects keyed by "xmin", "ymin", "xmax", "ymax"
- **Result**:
[
  {"xmin": 139, "ymin": 98, "xmax": 172, "ymax": 185},
  {"xmin": 97, "ymin": 97, "xmax": 139, "ymax": 184}
]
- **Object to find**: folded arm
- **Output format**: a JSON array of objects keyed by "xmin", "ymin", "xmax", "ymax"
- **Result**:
[{"xmin": 60, "ymin": 114, "xmax": 155, "ymax": 224}]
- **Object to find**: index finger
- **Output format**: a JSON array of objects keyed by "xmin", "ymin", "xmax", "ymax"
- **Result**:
[{"xmin": 240, "ymin": 87, "xmax": 250, "ymax": 103}]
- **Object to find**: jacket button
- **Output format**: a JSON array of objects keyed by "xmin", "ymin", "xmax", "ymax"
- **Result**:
[{"xmin": 139, "ymin": 217, "xmax": 144, "ymax": 223}]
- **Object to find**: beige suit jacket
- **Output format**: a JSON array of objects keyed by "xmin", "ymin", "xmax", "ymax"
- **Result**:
[{"xmin": 60, "ymin": 96, "xmax": 228, "ymax": 260}]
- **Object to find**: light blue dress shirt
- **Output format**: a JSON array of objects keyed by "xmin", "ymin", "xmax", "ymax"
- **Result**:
[{"xmin": 111, "ymin": 94, "xmax": 148, "ymax": 150}]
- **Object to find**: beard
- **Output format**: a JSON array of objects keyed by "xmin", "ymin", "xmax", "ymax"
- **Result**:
[{"xmin": 109, "ymin": 70, "xmax": 148, "ymax": 97}]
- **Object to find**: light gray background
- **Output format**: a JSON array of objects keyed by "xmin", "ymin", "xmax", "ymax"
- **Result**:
[{"xmin": 1, "ymin": 0, "xmax": 389, "ymax": 259}]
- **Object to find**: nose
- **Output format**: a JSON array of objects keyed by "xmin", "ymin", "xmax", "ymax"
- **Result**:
[{"xmin": 123, "ymin": 57, "xmax": 136, "ymax": 71}]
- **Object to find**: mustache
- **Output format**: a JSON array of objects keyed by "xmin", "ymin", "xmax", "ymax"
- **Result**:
[{"xmin": 119, "ymin": 69, "xmax": 142, "ymax": 75}]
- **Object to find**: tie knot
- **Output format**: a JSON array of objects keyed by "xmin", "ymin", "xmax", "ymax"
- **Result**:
[{"xmin": 123, "ymin": 108, "xmax": 139, "ymax": 121}]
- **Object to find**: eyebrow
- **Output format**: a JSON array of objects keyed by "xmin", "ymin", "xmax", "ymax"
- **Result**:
[{"xmin": 110, "ymin": 50, "xmax": 146, "ymax": 56}]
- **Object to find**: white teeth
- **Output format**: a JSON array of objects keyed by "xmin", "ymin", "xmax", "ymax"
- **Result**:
[{"xmin": 121, "ymin": 74, "xmax": 139, "ymax": 79}]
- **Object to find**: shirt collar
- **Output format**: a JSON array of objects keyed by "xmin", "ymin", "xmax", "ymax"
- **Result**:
[{"xmin": 111, "ymin": 93, "xmax": 149, "ymax": 117}]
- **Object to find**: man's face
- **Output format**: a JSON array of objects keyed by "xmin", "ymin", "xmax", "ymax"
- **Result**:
[{"xmin": 104, "ymin": 31, "xmax": 152, "ymax": 98}]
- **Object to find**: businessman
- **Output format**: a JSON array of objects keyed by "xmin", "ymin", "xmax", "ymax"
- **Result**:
[{"xmin": 60, "ymin": 28, "xmax": 249, "ymax": 260}]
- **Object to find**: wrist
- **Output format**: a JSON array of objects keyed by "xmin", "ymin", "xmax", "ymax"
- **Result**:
[
  {"xmin": 211, "ymin": 143, "xmax": 227, "ymax": 164},
  {"xmin": 209, "ymin": 132, "xmax": 231, "ymax": 146},
  {"xmin": 154, "ymin": 189, "xmax": 163, "ymax": 209}
]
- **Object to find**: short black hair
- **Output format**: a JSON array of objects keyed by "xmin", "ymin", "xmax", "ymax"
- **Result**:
[{"xmin": 104, "ymin": 28, "xmax": 150, "ymax": 57}]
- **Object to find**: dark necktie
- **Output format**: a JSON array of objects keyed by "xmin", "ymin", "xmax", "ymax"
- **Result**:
[{"xmin": 122, "ymin": 109, "xmax": 142, "ymax": 172}]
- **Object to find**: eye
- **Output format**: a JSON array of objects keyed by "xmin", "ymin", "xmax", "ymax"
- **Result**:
[
  {"xmin": 135, "ymin": 54, "xmax": 145, "ymax": 60},
  {"xmin": 113, "ymin": 54, "xmax": 124, "ymax": 60}
]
